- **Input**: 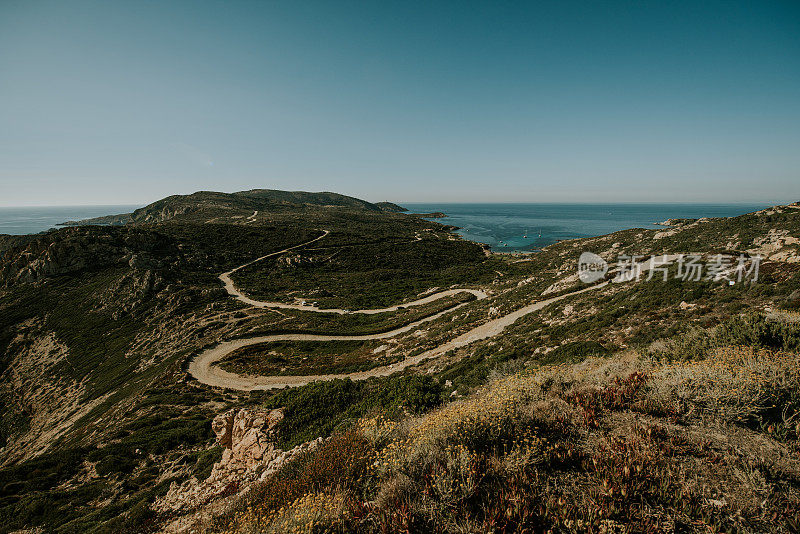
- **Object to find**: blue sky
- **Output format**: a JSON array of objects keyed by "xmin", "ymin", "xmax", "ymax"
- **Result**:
[{"xmin": 1, "ymin": 0, "xmax": 799, "ymax": 206}]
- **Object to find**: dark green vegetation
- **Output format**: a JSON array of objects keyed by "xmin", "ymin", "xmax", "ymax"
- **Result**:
[
  {"xmin": 647, "ymin": 210, "xmax": 800, "ymax": 255},
  {"xmin": 213, "ymin": 203, "xmax": 800, "ymax": 533},
  {"xmin": 645, "ymin": 311, "xmax": 800, "ymax": 361},
  {"xmin": 258, "ymin": 375, "xmax": 443, "ymax": 449},
  {"xmin": 219, "ymin": 339, "xmax": 399, "ymax": 376},
  {"xmin": 374, "ymin": 201, "xmax": 407, "ymax": 212},
  {"xmin": 0, "ymin": 221, "xmax": 332, "ymax": 450},
  {"xmin": 0, "ymin": 235, "xmax": 35, "ymax": 258},
  {"xmin": 232, "ymin": 231, "xmax": 500, "ymax": 309},
  {"xmin": 0, "ymin": 387, "xmax": 219, "ymax": 534},
  {"xmin": 235, "ymin": 290, "xmax": 476, "ymax": 338}
]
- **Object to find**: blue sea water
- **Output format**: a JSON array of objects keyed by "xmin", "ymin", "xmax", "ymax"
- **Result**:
[
  {"xmin": 0, "ymin": 206, "xmax": 140, "ymax": 235},
  {"xmin": 402, "ymin": 203, "xmax": 769, "ymax": 252},
  {"xmin": 0, "ymin": 203, "xmax": 770, "ymax": 248}
]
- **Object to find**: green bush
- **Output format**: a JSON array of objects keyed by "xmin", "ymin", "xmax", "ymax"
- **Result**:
[
  {"xmin": 95, "ymin": 455, "xmax": 137, "ymax": 476},
  {"xmin": 192, "ymin": 445, "xmax": 223, "ymax": 480},
  {"xmin": 265, "ymin": 376, "xmax": 443, "ymax": 448},
  {"xmin": 648, "ymin": 313, "xmax": 800, "ymax": 361},
  {"xmin": 716, "ymin": 313, "xmax": 800, "ymax": 351}
]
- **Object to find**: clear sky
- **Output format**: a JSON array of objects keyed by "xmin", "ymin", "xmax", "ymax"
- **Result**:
[{"xmin": 1, "ymin": 0, "xmax": 799, "ymax": 206}]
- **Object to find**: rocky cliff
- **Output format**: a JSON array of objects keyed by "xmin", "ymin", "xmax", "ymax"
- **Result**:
[
  {"xmin": 0, "ymin": 226, "xmax": 179, "ymax": 288},
  {"xmin": 157, "ymin": 408, "xmax": 322, "ymax": 533}
]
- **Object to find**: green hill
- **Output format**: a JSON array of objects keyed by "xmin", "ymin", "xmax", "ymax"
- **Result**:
[{"xmin": 62, "ymin": 189, "xmax": 402, "ymax": 227}]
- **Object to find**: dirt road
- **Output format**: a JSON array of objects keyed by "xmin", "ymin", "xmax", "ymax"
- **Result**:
[
  {"xmin": 189, "ymin": 278, "xmax": 607, "ymax": 390},
  {"xmin": 188, "ymin": 232, "xmax": 672, "ymax": 391}
]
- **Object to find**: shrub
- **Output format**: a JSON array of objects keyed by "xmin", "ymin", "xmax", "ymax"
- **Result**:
[
  {"xmin": 647, "ymin": 312, "xmax": 800, "ymax": 361},
  {"xmin": 540, "ymin": 340, "xmax": 609, "ymax": 364},
  {"xmin": 217, "ymin": 428, "xmax": 373, "ymax": 532},
  {"xmin": 265, "ymin": 376, "xmax": 443, "ymax": 448},
  {"xmin": 716, "ymin": 313, "xmax": 800, "ymax": 351}
]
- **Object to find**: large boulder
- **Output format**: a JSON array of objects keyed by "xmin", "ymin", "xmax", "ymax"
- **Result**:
[
  {"xmin": 155, "ymin": 407, "xmax": 322, "ymax": 517},
  {"xmin": 212, "ymin": 408, "xmax": 284, "ymax": 472}
]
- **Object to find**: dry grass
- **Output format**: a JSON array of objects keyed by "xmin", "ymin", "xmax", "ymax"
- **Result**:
[{"xmin": 218, "ymin": 346, "xmax": 800, "ymax": 533}]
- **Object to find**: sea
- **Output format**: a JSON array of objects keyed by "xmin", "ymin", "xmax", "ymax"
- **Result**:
[
  {"xmin": 402, "ymin": 203, "xmax": 769, "ymax": 252},
  {"xmin": 0, "ymin": 206, "xmax": 140, "ymax": 235},
  {"xmin": 0, "ymin": 203, "xmax": 769, "ymax": 251}
]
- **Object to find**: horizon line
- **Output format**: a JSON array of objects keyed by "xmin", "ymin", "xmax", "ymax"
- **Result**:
[{"xmin": 0, "ymin": 199, "xmax": 791, "ymax": 209}]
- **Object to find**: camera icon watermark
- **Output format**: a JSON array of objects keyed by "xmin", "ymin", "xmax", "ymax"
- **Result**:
[{"xmin": 578, "ymin": 252, "xmax": 609, "ymax": 283}]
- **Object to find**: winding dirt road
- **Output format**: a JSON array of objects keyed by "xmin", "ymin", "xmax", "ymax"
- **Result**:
[
  {"xmin": 188, "ymin": 229, "xmax": 617, "ymax": 390},
  {"xmin": 188, "ymin": 281, "xmax": 606, "ymax": 391},
  {"xmin": 220, "ymin": 230, "xmax": 487, "ymax": 313}
]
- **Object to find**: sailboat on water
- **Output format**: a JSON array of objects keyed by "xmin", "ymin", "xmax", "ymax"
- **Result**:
[{"xmin": 524, "ymin": 228, "xmax": 543, "ymax": 238}]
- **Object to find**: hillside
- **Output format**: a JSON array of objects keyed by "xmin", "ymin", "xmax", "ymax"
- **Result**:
[
  {"xmin": 374, "ymin": 202, "xmax": 408, "ymax": 213},
  {"xmin": 63, "ymin": 189, "xmax": 406, "ymax": 227},
  {"xmin": 0, "ymin": 196, "xmax": 799, "ymax": 533}
]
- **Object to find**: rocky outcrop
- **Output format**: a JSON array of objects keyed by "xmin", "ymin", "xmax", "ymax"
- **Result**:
[
  {"xmin": 155, "ymin": 408, "xmax": 322, "ymax": 516},
  {"xmin": 211, "ymin": 407, "xmax": 283, "ymax": 472},
  {"xmin": 0, "ymin": 227, "xmax": 178, "ymax": 288},
  {"xmin": 655, "ymin": 218, "xmax": 697, "ymax": 227},
  {"xmin": 276, "ymin": 253, "xmax": 321, "ymax": 268},
  {"xmin": 133, "ymin": 203, "xmax": 196, "ymax": 224},
  {"xmin": 749, "ymin": 228, "xmax": 800, "ymax": 263}
]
